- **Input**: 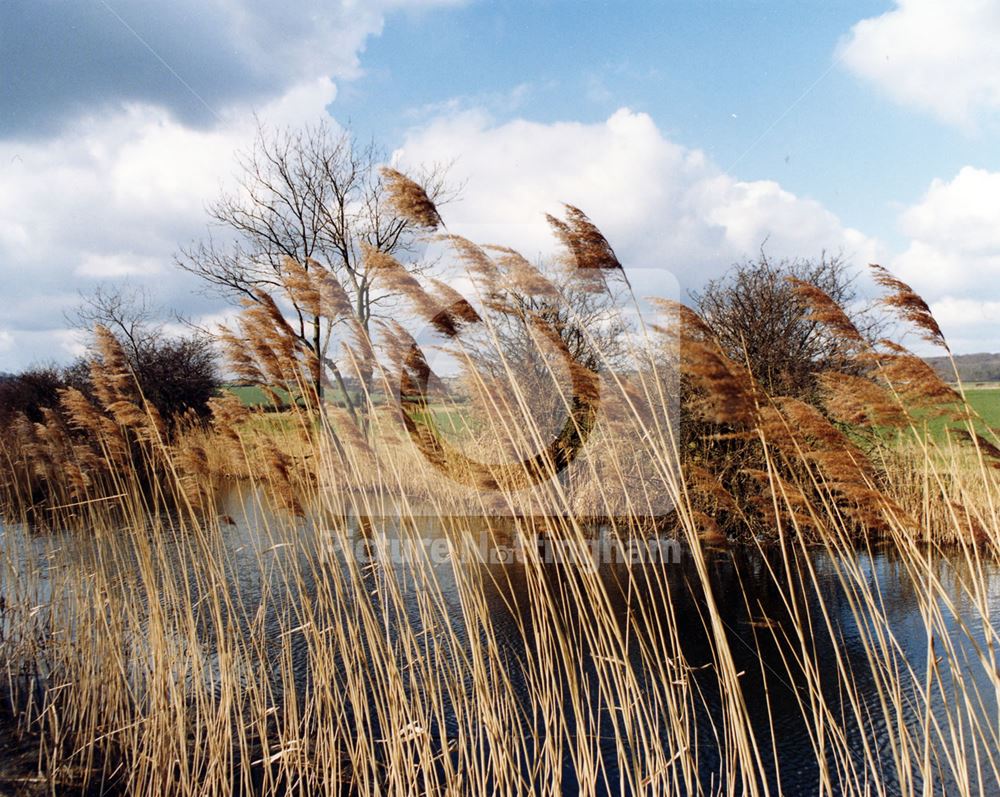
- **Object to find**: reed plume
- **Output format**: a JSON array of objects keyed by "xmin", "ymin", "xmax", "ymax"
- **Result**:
[
  {"xmin": 486, "ymin": 245, "xmax": 559, "ymax": 298},
  {"xmin": 380, "ymin": 167, "xmax": 442, "ymax": 230},
  {"xmin": 546, "ymin": 204, "xmax": 623, "ymax": 273},
  {"xmin": 818, "ymin": 371, "xmax": 907, "ymax": 428},
  {"xmin": 789, "ymin": 277, "xmax": 866, "ymax": 349},
  {"xmin": 281, "ymin": 256, "xmax": 322, "ymax": 319},
  {"xmin": 3, "ymin": 193, "xmax": 1000, "ymax": 797},
  {"xmin": 654, "ymin": 299, "xmax": 757, "ymax": 426},
  {"xmin": 90, "ymin": 324, "xmax": 135, "ymax": 407},
  {"xmin": 367, "ymin": 245, "xmax": 462, "ymax": 337},
  {"xmin": 870, "ymin": 263, "xmax": 949, "ymax": 351}
]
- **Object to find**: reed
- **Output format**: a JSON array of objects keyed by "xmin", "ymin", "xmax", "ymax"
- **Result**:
[{"xmin": 0, "ymin": 184, "xmax": 997, "ymax": 795}]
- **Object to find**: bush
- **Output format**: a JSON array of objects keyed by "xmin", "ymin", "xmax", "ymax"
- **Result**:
[
  {"xmin": 682, "ymin": 254, "xmax": 883, "ymax": 535},
  {"xmin": 65, "ymin": 284, "xmax": 220, "ymax": 427},
  {"xmin": 0, "ymin": 335, "xmax": 219, "ymax": 436},
  {"xmin": 690, "ymin": 253, "xmax": 878, "ymax": 402},
  {"xmin": 0, "ymin": 365, "xmax": 88, "ymax": 429},
  {"xmin": 127, "ymin": 335, "xmax": 219, "ymax": 425}
]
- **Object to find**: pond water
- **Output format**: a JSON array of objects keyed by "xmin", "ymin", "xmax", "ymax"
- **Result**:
[{"xmin": 3, "ymin": 485, "xmax": 999, "ymax": 795}]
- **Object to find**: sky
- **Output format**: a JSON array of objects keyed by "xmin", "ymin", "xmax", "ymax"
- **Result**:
[{"xmin": 1, "ymin": 0, "xmax": 999, "ymax": 370}]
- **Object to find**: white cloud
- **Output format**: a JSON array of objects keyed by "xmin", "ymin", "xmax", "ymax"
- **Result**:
[
  {"xmin": 162, "ymin": 308, "xmax": 244, "ymax": 341},
  {"xmin": 894, "ymin": 167, "xmax": 1000, "ymax": 298},
  {"xmin": 56, "ymin": 329, "xmax": 89, "ymax": 361},
  {"xmin": 0, "ymin": 0, "xmax": 466, "ymax": 136},
  {"xmin": 0, "ymin": 78, "xmax": 337, "ymax": 370},
  {"xmin": 395, "ymin": 107, "xmax": 880, "ymax": 289},
  {"xmin": 890, "ymin": 166, "xmax": 1000, "ymax": 351},
  {"xmin": 0, "ymin": 329, "xmax": 92, "ymax": 367},
  {"xmin": 927, "ymin": 298, "xmax": 1000, "ymax": 353},
  {"xmin": 839, "ymin": 0, "xmax": 1000, "ymax": 126},
  {"xmin": 0, "ymin": 0, "xmax": 464, "ymax": 371},
  {"xmin": 75, "ymin": 253, "xmax": 165, "ymax": 279},
  {"xmin": 215, "ymin": 0, "xmax": 465, "ymax": 86}
]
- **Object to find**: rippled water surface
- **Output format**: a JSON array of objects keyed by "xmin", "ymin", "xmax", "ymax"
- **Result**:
[{"xmin": 4, "ymin": 485, "xmax": 999, "ymax": 795}]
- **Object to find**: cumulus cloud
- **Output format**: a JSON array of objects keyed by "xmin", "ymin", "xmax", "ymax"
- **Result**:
[
  {"xmin": 838, "ymin": 0, "xmax": 1000, "ymax": 126},
  {"xmin": 75, "ymin": 253, "xmax": 165, "ymax": 279},
  {"xmin": 0, "ymin": 0, "xmax": 462, "ymax": 136},
  {"xmin": 0, "ymin": 78, "xmax": 338, "ymax": 369},
  {"xmin": 395, "ymin": 108, "xmax": 880, "ymax": 291},
  {"xmin": 0, "ymin": 0, "xmax": 464, "ymax": 370},
  {"xmin": 926, "ymin": 298, "xmax": 1000, "ymax": 353},
  {"xmin": 890, "ymin": 167, "xmax": 1000, "ymax": 350}
]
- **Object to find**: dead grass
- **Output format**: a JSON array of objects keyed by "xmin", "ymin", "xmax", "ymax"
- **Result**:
[{"xmin": 0, "ymin": 188, "xmax": 998, "ymax": 795}]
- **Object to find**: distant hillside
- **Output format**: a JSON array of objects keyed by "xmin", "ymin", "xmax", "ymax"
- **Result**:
[{"xmin": 924, "ymin": 353, "xmax": 1000, "ymax": 384}]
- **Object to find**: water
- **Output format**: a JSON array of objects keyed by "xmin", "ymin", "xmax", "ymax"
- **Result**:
[{"xmin": 3, "ymin": 485, "xmax": 999, "ymax": 795}]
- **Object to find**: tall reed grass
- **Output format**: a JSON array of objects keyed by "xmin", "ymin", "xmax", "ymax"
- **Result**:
[{"xmin": 0, "ymin": 174, "xmax": 997, "ymax": 794}]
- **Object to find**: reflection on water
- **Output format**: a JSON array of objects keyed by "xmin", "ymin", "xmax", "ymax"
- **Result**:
[{"xmin": 4, "ymin": 483, "xmax": 999, "ymax": 795}]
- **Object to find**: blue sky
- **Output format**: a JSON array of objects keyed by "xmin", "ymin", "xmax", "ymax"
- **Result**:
[
  {"xmin": 1, "ymin": 0, "xmax": 999, "ymax": 368},
  {"xmin": 341, "ymin": 0, "xmax": 995, "ymax": 252}
]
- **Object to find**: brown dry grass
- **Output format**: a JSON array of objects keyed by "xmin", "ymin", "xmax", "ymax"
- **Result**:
[{"xmin": 0, "ymin": 184, "xmax": 997, "ymax": 795}]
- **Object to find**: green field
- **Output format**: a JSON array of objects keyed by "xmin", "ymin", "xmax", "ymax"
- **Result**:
[
  {"xmin": 224, "ymin": 385, "xmax": 476, "ymax": 439},
  {"xmin": 225, "ymin": 385, "xmax": 296, "ymax": 408},
  {"xmin": 923, "ymin": 385, "xmax": 1000, "ymax": 443},
  {"xmin": 405, "ymin": 404, "xmax": 476, "ymax": 437},
  {"xmin": 225, "ymin": 383, "xmax": 1000, "ymax": 448},
  {"xmin": 224, "ymin": 384, "xmax": 366, "ymax": 409},
  {"xmin": 964, "ymin": 386, "xmax": 1000, "ymax": 427}
]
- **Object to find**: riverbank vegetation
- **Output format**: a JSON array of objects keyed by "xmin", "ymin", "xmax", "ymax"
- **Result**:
[{"xmin": 0, "ymin": 166, "xmax": 998, "ymax": 794}]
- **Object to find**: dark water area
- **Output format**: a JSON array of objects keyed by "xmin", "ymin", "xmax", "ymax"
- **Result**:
[{"xmin": 2, "ymin": 485, "xmax": 999, "ymax": 795}]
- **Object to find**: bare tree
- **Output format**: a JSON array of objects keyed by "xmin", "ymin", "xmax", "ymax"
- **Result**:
[
  {"xmin": 472, "ymin": 260, "xmax": 630, "ymax": 374},
  {"xmin": 69, "ymin": 285, "xmax": 219, "ymax": 424},
  {"xmin": 71, "ymin": 282, "xmax": 159, "ymax": 362},
  {"xmin": 177, "ymin": 119, "xmax": 455, "ymax": 398},
  {"xmin": 690, "ymin": 252, "xmax": 881, "ymax": 402}
]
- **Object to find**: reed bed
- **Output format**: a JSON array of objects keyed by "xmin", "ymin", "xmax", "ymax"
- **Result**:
[{"xmin": 0, "ymin": 175, "xmax": 998, "ymax": 795}]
